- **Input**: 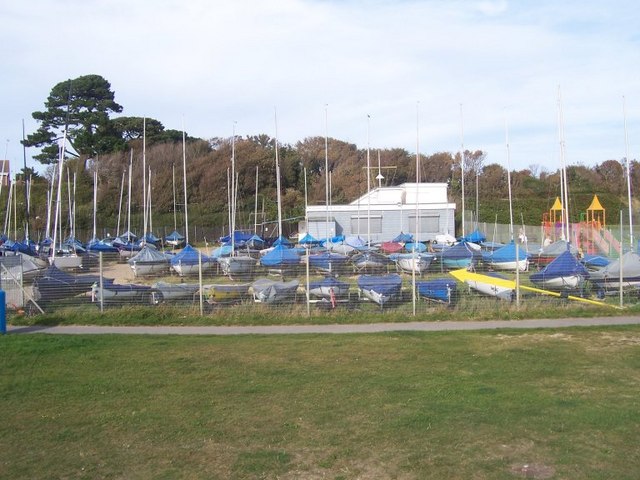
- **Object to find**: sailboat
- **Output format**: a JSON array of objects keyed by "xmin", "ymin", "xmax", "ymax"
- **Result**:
[
  {"xmin": 217, "ymin": 126, "xmax": 257, "ymax": 279},
  {"xmin": 357, "ymin": 273, "xmax": 403, "ymax": 307}
]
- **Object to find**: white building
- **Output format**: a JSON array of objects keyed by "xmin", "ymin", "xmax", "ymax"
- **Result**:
[{"xmin": 303, "ymin": 182, "xmax": 456, "ymax": 243}]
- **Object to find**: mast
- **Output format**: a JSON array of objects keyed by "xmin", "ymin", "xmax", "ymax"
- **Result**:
[
  {"xmin": 182, "ymin": 123, "xmax": 189, "ymax": 245},
  {"xmin": 557, "ymin": 86, "xmax": 570, "ymax": 243},
  {"xmin": 172, "ymin": 163, "xmax": 177, "ymax": 231},
  {"xmin": 254, "ymin": 166, "xmax": 259, "ymax": 235},
  {"xmin": 459, "ymin": 104, "xmax": 466, "ymax": 238},
  {"xmin": 116, "ymin": 169, "xmax": 125, "ymax": 237},
  {"xmin": 623, "ymin": 96, "xmax": 633, "ymax": 249},
  {"xmin": 366, "ymin": 114, "xmax": 371, "ymax": 245},
  {"xmin": 142, "ymin": 117, "xmax": 147, "ymax": 240},
  {"xmin": 21, "ymin": 119, "xmax": 30, "ymax": 241},
  {"xmin": 505, "ymin": 110, "xmax": 520, "ymax": 306},
  {"xmin": 127, "ymin": 149, "xmax": 132, "ymax": 240},
  {"xmin": 51, "ymin": 128, "xmax": 67, "ymax": 261},
  {"xmin": 230, "ymin": 123, "xmax": 236, "ymax": 253},
  {"xmin": 274, "ymin": 108, "xmax": 283, "ymax": 239},
  {"xmin": 413, "ymin": 102, "xmax": 420, "ymax": 316},
  {"xmin": 325, "ymin": 105, "xmax": 330, "ymax": 243},
  {"xmin": 92, "ymin": 170, "xmax": 97, "ymax": 241}
]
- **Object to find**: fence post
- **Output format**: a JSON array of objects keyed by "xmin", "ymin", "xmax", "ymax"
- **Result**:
[
  {"xmin": 0, "ymin": 290, "xmax": 6, "ymax": 334},
  {"xmin": 99, "ymin": 252, "xmax": 104, "ymax": 314},
  {"xmin": 198, "ymin": 251, "xmax": 204, "ymax": 316}
]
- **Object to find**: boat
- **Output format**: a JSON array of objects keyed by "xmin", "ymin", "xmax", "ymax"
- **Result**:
[
  {"xmin": 416, "ymin": 278, "xmax": 457, "ymax": 304},
  {"xmin": 251, "ymin": 278, "xmax": 299, "ymax": 304},
  {"xmin": 92, "ymin": 280, "xmax": 154, "ymax": 304},
  {"xmin": 259, "ymin": 244, "xmax": 300, "ymax": 274},
  {"xmin": 380, "ymin": 241, "xmax": 403, "ymax": 254},
  {"xmin": 357, "ymin": 273, "xmax": 402, "ymax": 307},
  {"xmin": 533, "ymin": 240, "xmax": 579, "ymax": 267},
  {"xmin": 203, "ymin": 283, "xmax": 251, "ymax": 304},
  {"xmin": 351, "ymin": 250, "xmax": 391, "ymax": 272},
  {"xmin": 217, "ymin": 255, "xmax": 257, "ymax": 280},
  {"xmin": 307, "ymin": 276, "xmax": 350, "ymax": 300},
  {"xmin": 307, "ymin": 251, "xmax": 350, "ymax": 275},
  {"xmin": 463, "ymin": 271, "xmax": 514, "ymax": 301},
  {"xmin": 438, "ymin": 242, "xmax": 480, "ymax": 269},
  {"xmin": 529, "ymin": 248, "xmax": 589, "ymax": 291},
  {"xmin": 165, "ymin": 230, "xmax": 186, "ymax": 249},
  {"xmin": 170, "ymin": 245, "xmax": 213, "ymax": 276},
  {"xmin": 128, "ymin": 245, "xmax": 170, "ymax": 277},
  {"xmin": 589, "ymin": 251, "xmax": 640, "ymax": 296},
  {"xmin": 150, "ymin": 281, "xmax": 200, "ymax": 304},
  {"xmin": 391, "ymin": 252, "xmax": 434, "ymax": 274},
  {"xmin": 482, "ymin": 241, "xmax": 529, "ymax": 272},
  {"xmin": 32, "ymin": 265, "xmax": 105, "ymax": 304}
]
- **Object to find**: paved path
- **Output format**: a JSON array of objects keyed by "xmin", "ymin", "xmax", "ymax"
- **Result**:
[{"xmin": 6, "ymin": 316, "xmax": 640, "ymax": 335}]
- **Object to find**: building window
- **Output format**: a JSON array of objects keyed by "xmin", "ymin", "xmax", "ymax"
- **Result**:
[
  {"xmin": 409, "ymin": 215, "xmax": 440, "ymax": 233},
  {"xmin": 350, "ymin": 215, "xmax": 382, "ymax": 234}
]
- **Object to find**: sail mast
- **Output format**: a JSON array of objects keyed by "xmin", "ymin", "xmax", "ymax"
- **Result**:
[
  {"xmin": 182, "ymin": 122, "xmax": 189, "ymax": 245},
  {"xmin": 274, "ymin": 108, "xmax": 283, "ymax": 239},
  {"xmin": 623, "ymin": 96, "xmax": 633, "ymax": 249},
  {"xmin": 459, "ymin": 104, "xmax": 466, "ymax": 238}
]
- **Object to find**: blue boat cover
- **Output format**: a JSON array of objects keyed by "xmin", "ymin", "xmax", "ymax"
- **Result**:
[
  {"xmin": 170, "ymin": 245, "xmax": 210, "ymax": 266},
  {"xmin": 299, "ymin": 233, "xmax": 320, "ymax": 245},
  {"xmin": 392, "ymin": 232, "xmax": 414, "ymax": 243},
  {"xmin": 87, "ymin": 238, "xmax": 119, "ymax": 253},
  {"xmin": 482, "ymin": 241, "xmax": 528, "ymax": 264},
  {"xmin": 308, "ymin": 252, "xmax": 349, "ymax": 269},
  {"xmin": 461, "ymin": 228, "xmax": 486, "ymax": 243},
  {"xmin": 581, "ymin": 254, "xmax": 610, "ymax": 268},
  {"xmin": 357, "ymin": 274, "xmax": 402, "ymax": 295},
  {"xmin": 416, "ymin": 278, "xmax": 457, "ymax": 302},
  {"xmin": 530, "ymin": 249, "xmax": 589, "ymax": 284},
  {"xmin": 405, "ymin": 242, "xmax": 427, "ymax": 253},
  {"xmin": 308, "ymin": 276, "xmax": 350, "ymax": 292},
  {"xmin": 273, "ymin": 235, "xmax": 293, "ymax": 247},
  {"xmin": 219, "ymin": 230, "xmax": 253, "ymax": 245},
  {"xmin": 441, "ymin": 242, "xmax": 480, "ymax": 260},
  {"xmin": 260, "ymin": 244, "xmax": 300, "ymax": 267},
  {"xmin": 165, "ymin": 230, "xmax": 185, "ymax": 242},
  {"xmin": 210, "ymin": 245, "xmax": 234, "ymax": 258}
]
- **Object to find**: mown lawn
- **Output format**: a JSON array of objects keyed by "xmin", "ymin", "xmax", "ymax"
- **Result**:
[{"xmin": 1, "ymin": 327, "xmax": 639, "ymax": 479}]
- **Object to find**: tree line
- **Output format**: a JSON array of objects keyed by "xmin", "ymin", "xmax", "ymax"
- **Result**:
[{"xmin": 13, "ymin": 74, "xmax": 638, "ymax": 240}]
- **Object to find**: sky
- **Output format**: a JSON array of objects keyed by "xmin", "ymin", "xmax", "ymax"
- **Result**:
[{"xmin": 1, "ymin": 0, "xmax": 638, "ymax": 175}]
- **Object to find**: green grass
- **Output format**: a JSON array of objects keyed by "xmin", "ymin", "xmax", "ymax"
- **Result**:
[
  {"xmin": 1, "ymin": 327, "xmax": 640, "ymax": 478},
  {"xmin": 10, "ymin": 293, "xmax": 640, "ymax": 328}
]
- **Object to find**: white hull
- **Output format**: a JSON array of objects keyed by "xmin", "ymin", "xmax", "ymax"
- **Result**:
[
  {"xmin": 92, "ymin": 285, "xmax": 151, "ymax": 303},
  {"xmin": 50, "ymin": 255, "xmax": 82, "ymax": 270},
  {"xmin": 172, "ymin": 261, "xmax": 213, "ymax": 277},
  {"xmin": 488, "ymin": 258, "xmax": 529, "ymax": 272},
  {"xmin": 465, "ymin": 280, "xmax": 513, "ymax": 301},
  {"xmin": 396, "ymin": 255, "xmax": 433, "ymax": 274},
  {"xmin": 329, "ymin": 243, "xmax": 355, "ymax": 255},
  {"xmin": 130, "ymin": 261, "xmax": 169, "ymax": 277},
  {"xmin": 359, "ymin": 288, "xmax": 397, "ymax": 306},
  {"xmin": 308, "ymin": 285, "xmax": 350, "ymax": 299},
  {"xmin": 151, "ymin": 282, "xmax": 199, "ymax": 303},
  {"xmin": 535, "ymin": 275, "xmax": 584, "ymax": 290},
  {"xmin": 218, "ymin": 256, "xmax": 256, "ymax": 279}
]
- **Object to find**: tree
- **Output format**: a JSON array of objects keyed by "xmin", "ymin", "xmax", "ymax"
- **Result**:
[{"xmin": 23, "ymin": 74, "xmax": 123, "ymax": 165}]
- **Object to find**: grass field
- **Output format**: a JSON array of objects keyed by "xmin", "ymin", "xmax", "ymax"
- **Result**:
[{"xmin": 1, "ymin": 326, "xmax": 640, "ymax": 479}]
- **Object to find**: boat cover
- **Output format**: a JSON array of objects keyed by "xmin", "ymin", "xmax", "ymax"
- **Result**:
[
  {"xmin": 260, "ymin": 244, "xmax": 300, "ymax": 267},
  {"xmin": 416, "ymin": 278, "xmax": 457, "ymax": 302},
  {"xmin": 128, "ymin": 245, "xmax": 170, "ymax": 265},
  {"xmin": 482, "ymin": 241, "xmax": 528, "ymax": 264},
  {"xmin": 357, "ymin": 274, "xmax": 402, "ymax": 296},
  {"xmin": 462, "ymin": 228, "xmax": 486, "ymax": 243},
  {"xmin": 392, "ymin": 232, "xmax": 414, "ymax": 243},
  {"xmin": 170, "ymin": 245, "xmax": 210, "ymax": 266},
  {"xmin": 530, "ymin": 249, "xmax": 589, "ymax": 284}
]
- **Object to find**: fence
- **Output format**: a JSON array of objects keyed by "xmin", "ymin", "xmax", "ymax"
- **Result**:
[{"xmin": 2, "ymin": 236, "xmax": 637, "ymax": 322}]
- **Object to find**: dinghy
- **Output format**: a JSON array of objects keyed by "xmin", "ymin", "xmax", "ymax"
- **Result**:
[
  {"xmin": 307, "ymin": 276, "xmax": 350, "ymax": 300},
  {"xmin": 128, "ymin": 245, "xmax": 170, "ymax": 277},
  {"xmin": 150, "ymin": 281, "xmax": 200, "ymax": 304},
  {"xmin": 530, "ymin": 248, "xmax": 589, "ymax": 291},
  {"xmin": 464, "ymin": 272, "xmax": 514, "ymax": 301},
  {"xmin": 391, "ymin": 252, "xmax": 434, "ymax": 274},
  {"xmin": 204, "ymin": 283, "xmax": 251, "ymax": 304},
  {"xmin": 171, "ymin": 245, "xmax": 213, "ymax": 276},
  {"xmin": 357, "ymin": 273, "xmax": 402, "ymax": 307},
  {"xmin": 589, "ymin": 251, "xmax": 640, "ymax": 296},
  {"xmin": 416, "ymin": 278, "xmax": 457, "ymax": 304},
  {"xmin": 251, "ymin": 278, "xmax": 299, "ymax": 304},
  {"xmin": 482, "ymin": 241, "xmax": 528, "ymax": 272}
]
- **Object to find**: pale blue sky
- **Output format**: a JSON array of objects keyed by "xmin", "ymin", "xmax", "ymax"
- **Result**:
[{"xmin": 1, "ymin": 0, "xmax": 638, "ymax": 174}]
